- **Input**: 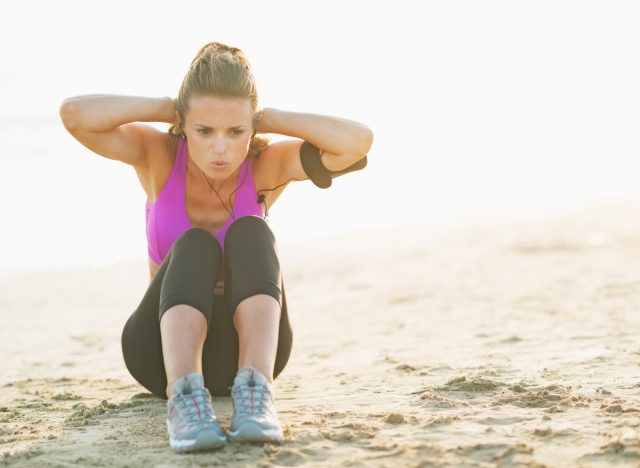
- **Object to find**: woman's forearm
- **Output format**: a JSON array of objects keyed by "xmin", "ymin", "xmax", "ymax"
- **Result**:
[
  {"xmin": 256, "ymin": 108, "xmax": 373, "ymax": 157},
  {"xmin": 59, "ymin": 94, "xmax": 175, "ymax": 132}
]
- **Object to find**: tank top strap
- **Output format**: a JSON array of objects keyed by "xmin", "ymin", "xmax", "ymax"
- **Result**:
[
  {"xmin": 243, "ymin": 157, "xmax": 257, "ymax": 196},
  {"xmin": 234, "ymin": 156, "xmax": 264, "ymax": 215}
]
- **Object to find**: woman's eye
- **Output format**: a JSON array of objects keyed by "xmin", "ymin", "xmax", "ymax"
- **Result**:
[{"xmin": 197, "ymin": 129, "xmax": 243, "ymax": 135}]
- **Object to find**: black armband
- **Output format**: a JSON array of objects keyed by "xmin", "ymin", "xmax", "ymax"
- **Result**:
[{"xmin": 300, "ymin": 141, "xmax": 368, "ymax": 189}]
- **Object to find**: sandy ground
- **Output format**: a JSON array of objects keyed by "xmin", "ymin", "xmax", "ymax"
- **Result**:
[{"xmin": 1, "ymin": 201, "xmax": 640, "ymax": 467}]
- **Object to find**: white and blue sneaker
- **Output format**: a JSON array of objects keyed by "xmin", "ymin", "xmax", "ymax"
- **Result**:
[
  {"xmin": 166, "ymin": 372, "xmax": 227, "ymax": 452},
  {"xmin": 227, "ymin": 367, "xmax": 284, "ymax": 443}
]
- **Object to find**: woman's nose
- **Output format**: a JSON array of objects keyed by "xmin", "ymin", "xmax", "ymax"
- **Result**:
[{"xmin": 211, "ymin": 134, "xmax": 227, "ymax": 154}]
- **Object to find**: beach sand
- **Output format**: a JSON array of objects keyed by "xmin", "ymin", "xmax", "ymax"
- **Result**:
[{"xmin": 1, "ymin": 201, "xmax": 640, "ymax": 467}]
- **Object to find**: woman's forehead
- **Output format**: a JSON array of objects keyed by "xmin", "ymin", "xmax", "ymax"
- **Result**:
[{"xmin": 187, "ymin": 95, "xmax": 252, "ymax": 124}]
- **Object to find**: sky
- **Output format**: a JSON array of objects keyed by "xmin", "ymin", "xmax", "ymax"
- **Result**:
[{"xmin": 1, "ymin": 0, "xmax": 639, "ymax": 277}]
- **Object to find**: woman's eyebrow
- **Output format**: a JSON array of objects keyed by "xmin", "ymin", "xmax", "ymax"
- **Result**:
[{"xmin": 195, "ymin": 124, "xmax": 248, "ymax": 129}]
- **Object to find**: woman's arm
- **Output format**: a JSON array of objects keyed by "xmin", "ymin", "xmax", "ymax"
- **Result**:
[
  {"xmin": 60, "ymin": 95, "xmax": 175, "ymax": 132},
  {"xmin": 59, "ymin": 95, "xmax": 176, "ymax": 168},
  {"xmin": 256, "ymin": 108, "xmax": 373, "ymax": 172}
]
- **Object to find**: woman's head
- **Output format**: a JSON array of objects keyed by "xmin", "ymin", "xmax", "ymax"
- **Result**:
[{"xmin": 170, "ymin": 42, "xmax": 269, "ymax": 181}]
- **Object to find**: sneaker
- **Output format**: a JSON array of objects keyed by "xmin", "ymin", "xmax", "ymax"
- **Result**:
[
  {"xmin": 227, "ymin": 367, "xmax": 284, "ymax": 443},
  {"xmin": 166, "ymin": 372, "xmax": 227, "ymax": 452}
]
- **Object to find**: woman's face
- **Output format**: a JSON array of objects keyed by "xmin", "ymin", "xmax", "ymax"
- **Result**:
[{"xmin": 181, "ymin": 95, "xmax": 254, "ymax": 183}]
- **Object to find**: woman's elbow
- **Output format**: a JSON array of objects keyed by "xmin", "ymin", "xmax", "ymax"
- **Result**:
[
  {"xmin": 356, "ymin": 126, "xmax": 374, "ymax": 157},
  {"xmin": 59, "ymin": 99, "xmax": 79, "ymax": 131}
]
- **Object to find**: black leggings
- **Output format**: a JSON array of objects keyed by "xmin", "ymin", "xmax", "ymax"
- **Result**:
[{"xmin": 121, "ymin": 216, "xmax": 293, "ymax": 398}]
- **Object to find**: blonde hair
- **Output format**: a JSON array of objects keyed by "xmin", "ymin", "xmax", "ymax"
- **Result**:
[{"xmin": 169, "ymin": 42, "xmax": 269, "ymax": 159}]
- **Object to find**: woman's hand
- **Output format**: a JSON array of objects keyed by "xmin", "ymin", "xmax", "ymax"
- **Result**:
[
  {"xmin": 253, "ymin": 108, "xmax": 265, "ymax": 134},
  {"xmin": 167, "ymin": 97, "xmax": 179, "ymax": 126}
]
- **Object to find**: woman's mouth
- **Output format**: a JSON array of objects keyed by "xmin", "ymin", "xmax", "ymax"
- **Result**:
[{"xmin": 210, "ymin": 161, "xmax": 228, "ymax": 169}]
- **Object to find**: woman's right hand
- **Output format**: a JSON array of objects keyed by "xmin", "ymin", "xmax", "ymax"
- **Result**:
[{"xmin": 168, "ymin": 97, "xmax": 181, "ymax": 128}]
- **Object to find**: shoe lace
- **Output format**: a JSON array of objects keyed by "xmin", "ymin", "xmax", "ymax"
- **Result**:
[
  {"xmin": 171, "ymin": 387, "xmax": 215, "ymax": 427},
  {"xmin": 232, "ymin": 382, "xmax": 271, "ymax": 418}
]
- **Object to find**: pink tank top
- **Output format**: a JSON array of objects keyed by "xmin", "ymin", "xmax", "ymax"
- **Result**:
[{"xmin": 145, "ymin": 136, "xmax": 266, "ymax": 264}]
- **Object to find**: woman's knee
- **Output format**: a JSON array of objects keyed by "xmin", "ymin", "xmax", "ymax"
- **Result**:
[
  {"xmin": 225, "ymin": 218, "xmax": 282, "ymax": 314},
  {"xmin": 159, "ymin": 228, "xmax": 222, "ymax": 323},
  {"xmin": 225, "ymin": 216, "xmax": 275, "ymax": 246},
  {"xmin": 174, "ymin": 227, "xmax": 222, "ymax": 256},
  {"xmin": 224, "ymin": 217, "xmax": 279, "ymax": 266}
]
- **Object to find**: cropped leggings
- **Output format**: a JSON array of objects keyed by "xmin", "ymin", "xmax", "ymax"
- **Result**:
[{"xmin": 121, "ymin": 216, "xmax": 293, "ymax": 398}]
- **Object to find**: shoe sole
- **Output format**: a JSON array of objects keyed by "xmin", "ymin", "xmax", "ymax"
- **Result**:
[
  {"xmin": 168, "ymin": 423, "xmax": 227, "ymax": 453},
  {"xmin": 227, "ymin": 421, "xmax": 284, "ymax": 444}
]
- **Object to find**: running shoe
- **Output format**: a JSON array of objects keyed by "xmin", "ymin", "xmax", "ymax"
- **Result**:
[
  {"xmin": 166, "ymin": 372, "xmax": 227, "ymax": 452},
  {"xmin": 227, "ymin": 367, "xmax": 284, "ymax": 443}
]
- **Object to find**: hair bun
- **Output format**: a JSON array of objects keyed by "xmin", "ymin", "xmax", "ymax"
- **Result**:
[
  {"xmin": 190, "ymin": 42, "xmax": 243, "ymax": 66},
  {"xmin": 204, "ymin": 42, "xmax": 239, "ymax": 55}
]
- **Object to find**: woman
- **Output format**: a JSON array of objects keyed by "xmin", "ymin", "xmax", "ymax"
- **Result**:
[{"xmin": 59, "ymin": 42, "xmax": 373, "ymax": 452}]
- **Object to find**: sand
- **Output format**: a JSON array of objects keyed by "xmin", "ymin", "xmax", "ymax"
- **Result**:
[{"xmin": 1, "ymin": 201, "xmax": 640, "ymax": 467}]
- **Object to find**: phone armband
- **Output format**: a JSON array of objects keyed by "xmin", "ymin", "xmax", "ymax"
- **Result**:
[{"xmin": 300, "ymin": 141, "xmax": 368, "ymax": 189}]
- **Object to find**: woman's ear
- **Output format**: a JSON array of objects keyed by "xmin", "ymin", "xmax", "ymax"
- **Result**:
[{"xmin": 252, "ymin": 108, "xmax": 264, "ymax": 134}]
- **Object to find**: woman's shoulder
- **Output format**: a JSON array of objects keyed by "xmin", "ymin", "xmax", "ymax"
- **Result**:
[
  {"xmin": 251, "ymin": 138, "xmax": 279, "ymax": 187},
  {"xmin": 252, "ymin": 138, "xmax": 305, "ymax": 185},
  {"xmin": 251, "ymin": 138, "xmax": 305, "ymax": 207}
]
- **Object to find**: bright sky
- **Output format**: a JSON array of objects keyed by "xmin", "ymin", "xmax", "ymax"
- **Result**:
[{"xmin": 1, "ymin": 0, "xmax": 640, "ymax": 275}]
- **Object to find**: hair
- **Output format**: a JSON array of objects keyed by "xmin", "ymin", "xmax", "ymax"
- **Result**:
[{"xmin": 169, "ymin": 42, "xmax": 269, "ymax": 159}]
